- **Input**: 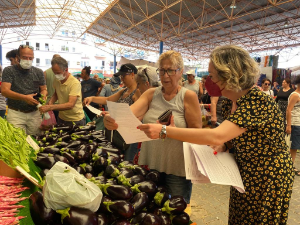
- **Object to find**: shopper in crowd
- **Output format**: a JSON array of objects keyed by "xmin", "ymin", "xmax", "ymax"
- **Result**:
[
  {"xmin": 200, "ymin": 75, "xmax": 211, "ymax": 104},
  {"xmin": 99, "ymin": 75, "xmax": 122, "ymax": 111},
  {"xmin": 1, "ymin": 45, "xmax": 47, "ymax": 135},
  {"xmin": 39, "ymin": 57, "xmax": 85, "ymax": 126},
  {"xmin": 210, "ymin": 96, "xmax": 226, "ymax": 125},
  {"xmin": 84, "ymin": 63, "xmax": 141, "ymax": 158},
  {"xmin": 276, "ymin": 78, "xmax": 294, "ymax": 130},
  {"xmin": 103, "ymin": 51, "xmax": 202, "ymax": 206},
  {"xmin": 136, "ymin": 65, "xmax": 159, "ymax": 94},
  {"xmin": 0, "ymin": 66, "xmax": 7, "ymax": 118},
  {"xmin": 105, "ymin": 78, "xmax": 110, "ymax": 84},
  {"xmin": 6, "ymin": 49, "xmax": 18, "ymax": 66},
  {"xmin": 261, "ymin": 78, "xmax": 274, "ymax": 97},
  {"xmin": 81, "ymin": 66, "xmax": 102, "ymax": 120},
  {"xmin": 44, "ymin": 54, "xmax": 60, "ymax": 103},
  {"xmin": 286, "ymin": 75, "xmax": 300, "ymax": 176},
  {"xmin": 272, "ymin": 81, "xmax": 280, "ymax": 96},
  {"xmin": 137, "ymin": 45, "xmax": 294, "ymax": 224},
  {"xmin": 93, "ymin": 74, "xmax": 99, "ymax": 80},
  {"xmin": 183, "ymin": 69, "xmax": 203, "ymax": 99}
]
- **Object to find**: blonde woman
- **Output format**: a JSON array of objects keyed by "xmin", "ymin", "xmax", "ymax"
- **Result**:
[{"xmin": 137, "ymin": 45, "xmax": 294, "ymax": 224}]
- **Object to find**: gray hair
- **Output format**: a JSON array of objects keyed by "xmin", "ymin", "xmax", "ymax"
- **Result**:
[
  {"xmin": 51, "ymin": 57, "xmax": 68, "ymax": 71},
  {"xmin": 136, "ymin": 65, "xmax": 159, "ymax": 87}
]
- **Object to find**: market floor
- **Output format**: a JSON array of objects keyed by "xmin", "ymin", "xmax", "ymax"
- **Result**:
[{"xmin": 190, "ymin": 152, "xmax": 300, "ymax": 225}]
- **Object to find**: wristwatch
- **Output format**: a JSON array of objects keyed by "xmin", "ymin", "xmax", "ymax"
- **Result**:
[{"xmin": 159, "ymin": 125, "xmax": 167, "ymax": 139}]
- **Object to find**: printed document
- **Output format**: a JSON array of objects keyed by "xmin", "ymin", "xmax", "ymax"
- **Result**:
[
  {"xmin": 86, "ymin": 105, "xmax": 102, "ymax": 116},
  {"xmin": 107, "ymin": 101, "xmax": 152, "ymax": 144},
  {"xmin": 184, "ymin": 143, "xmax": 245, "ymax": 193}
]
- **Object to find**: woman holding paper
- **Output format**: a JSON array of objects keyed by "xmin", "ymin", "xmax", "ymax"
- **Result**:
[
  {"xmin": 136, "ymin": 46, "xmax": 294, "ymax": 224},
  {"xmin": 104, "ymin": 50, "xmax": 202, "ymax": 207}
]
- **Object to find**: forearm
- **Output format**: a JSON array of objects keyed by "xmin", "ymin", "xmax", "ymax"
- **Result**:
[
  {"xmin": 286, "ymin": 110, "xmax": 292, "ymax": 126},
  {"xmin": 48, "ymin": 102, "xmax": 75, "ymax": 111},
  {"xmin": 40, "ymin": 89, "xmax": 48, "ymax": 99},
  {"xmin": 166, "ymin": 126, "xmax": 222, "ymax": 146},
  {"xmin": 2, "ymin": 89, "xmax": 26, "ymax": 101},
  {"xmin": 48, "ymin": 93, "xmax": 58, "ymax": 105},
  {"xmin": 90, "ymin": 96, "xmax": 108, "ymax": 105}
]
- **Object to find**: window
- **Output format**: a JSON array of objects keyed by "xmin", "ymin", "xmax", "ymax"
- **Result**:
[
  {"xmin": 61, "ymin": 45, "xmax": 66, "ymax": 51},
  {"xmin": 36, "ymin": 58, "xmax": 40, "ymax": 66},
  {"xmin": 102, "ymin": 61, "xmax": 105, "ymax": 66},
  {"xmin": 72, "ymin": 47, "xmax": 75, "ymax": 52},
  {"xmin": 72, "ymin": 31, "xmax": 76, "ymax": 36},
  {"xmin": 26, "ymin": 41, "xmax": 30, "ymax": 46},
  {"xmin": 110, "ymin": 62, "xmax": 114, "ymax": 67},
  {"xmin": 65, "ymin": 30, "xmax": 68, "ymax": 36},
  {"xmin": 77, "ymin": 62, "xmax": 80, "ymax": 65},
  {"xmin": 45, "ymin": 59, "xmax": 51, "ymax": 65},
  {"xmin": 45, "ymin": 43, "xmax": 49, "ymax": 51},
  {"xmin": 65, "ymin": 46, "xmax": 69, "ymax": 52},
  {"xmin": 36, "ymin": 43, "xmax": 40, "ymax": 50}
]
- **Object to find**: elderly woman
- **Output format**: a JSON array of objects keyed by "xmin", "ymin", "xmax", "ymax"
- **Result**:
[
  {"xmin": 138, "ymin": 45, "xmax": 294, "ymax": 224},
  {"xmin": 99, "ymin": 75, "xmax": 122, "ymax": 111},
  {"xmin": 104, "ymin": 50, "xmax": 202, "ymax": 204},
  {"xmin": 286, "ymin": 75, "xmax": 300, "ymax": 176}
]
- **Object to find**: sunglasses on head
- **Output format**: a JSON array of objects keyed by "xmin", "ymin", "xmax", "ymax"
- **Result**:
[{"xmin": 19, "ymin": 45, "xmax": 34, "ymax": 50}]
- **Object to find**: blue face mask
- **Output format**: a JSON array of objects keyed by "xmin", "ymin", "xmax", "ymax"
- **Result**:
[{"xmin": 205, "ymin": 76, "xmax": 224, "ymax": 97}]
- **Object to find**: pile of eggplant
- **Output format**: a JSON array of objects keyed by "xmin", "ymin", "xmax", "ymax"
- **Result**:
[{"xmin": 30, "ymin": 124, "xmax": 191, "ymax": 225}]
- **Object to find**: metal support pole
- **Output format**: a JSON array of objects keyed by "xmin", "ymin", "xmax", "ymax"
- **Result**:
[
  {"xmin": 0, "ymin": 45, "xmax": 2, "ymax": 66},
  {"xmin": 113, "ymin": 54, "xmax": 116, "ymax": 74},
  {"xmin": 159, "ymin": 41, "xmax": 163, "ymax": 55}
]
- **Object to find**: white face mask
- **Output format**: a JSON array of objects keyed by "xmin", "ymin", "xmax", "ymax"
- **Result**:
[
  {"xmin": 55, "ymin": 74, "xmax": 65, "ymax": 81},
  {"xmin": 20, "ymin": 59, "xmax": 33, "ymax": 69}
]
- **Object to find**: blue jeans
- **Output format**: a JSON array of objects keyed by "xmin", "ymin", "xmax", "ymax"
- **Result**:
[
  {"xmin": 0, "ymin": 110, "xmax": 5, "ymax": 118},
  {"xmin": 160, "ymin": 172, "xmax": 193, "ymax": 204},
  {"xmin": 125, "ymin": 142, "xmax": 139, "ymax": 161}
]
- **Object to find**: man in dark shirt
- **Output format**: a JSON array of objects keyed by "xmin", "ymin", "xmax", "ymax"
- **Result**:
[
  {"xmin": 2, "ymin": 45, "xmax": 47, "ymax": 135},
  {"xmin": 81, "ymin": 66, "xmax": 101, "ymax": 120},
  {"xmin": 6, "ymin": 49, "xmax": 18, "ymax": 66}
]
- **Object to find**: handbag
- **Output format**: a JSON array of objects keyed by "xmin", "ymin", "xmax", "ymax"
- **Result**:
[{"xmin": 285, "ymin": 134, "xmax": 291, "ymax": 149}]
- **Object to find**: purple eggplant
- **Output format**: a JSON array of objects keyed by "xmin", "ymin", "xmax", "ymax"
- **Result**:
[
  {"xmin": 131, "ymin": 212, "xmax": 147, "ymax": 224},
  {"xmin": 52, "ymin": 125, "xmax": 73, "ymax": 132},
  {"xmin": 55, "ymin": 141, "xmax": 69, "ymax": 148},
  {"xmin": 40, "ymin": 169, "xmax": 49, "ymax": 177},
  {"xmin": 133, "ymin": 166, "xmax": 149, "ymax": 177},
  {"xmin": 72, "ymin": 131, "xmax": 88, "ymax": 136},
  {"xmin": 97, "ymin": 213, "xmax": 110, "ymax": 225},
  {"xmin": 57, "ymin": 135, "xmax": 71, "ymax": 142},
  {"xmin": 112, "ymin": 220, "xmax": 131, "ymax": 225},
  {"xmin": 62, "ymin": 152, "xmax": 76, "ymax": 165},
  {"xmin": 131, "ymin": 181, "xmax": 157, "ymax": 197},
  {"xmin": 35, "ymin": 156, "xmax": 56, "ymax": 169},
  {"xmin": 93, "ymin": 148, "xmax": 108, "ymax": 158},
  {"xmin": 106, "ymin": 179, "xmax": 118, "ymax": 185},
  {"xmin": 29, "ymin": 191, "xmax": 60, "ymax": 224},
  {"xmin": 66, "ymin": 140, "xmax": 82, "ymax": 149},
  {"xmin": 105, "ymin": 164, "xmax": 120, "ymax": 178},
  {"xmin": 97, "ymin": 196, "xmax": 112, "ymax": 214},
  {"xmin": 94, "ymin": 176, "xmax": 107, "ymax": 184},
  {"xmin": 74, "ymin": 166, "xmax": 85, "ymax": 174},
  {"xmin": 79, "ymin": 163, "xmax": 93, "ymax": 173},
  {"xmin": 101, "ymin": 184, "xmax": 133, "ymax": 200},
  {"xmin": 157, "ymin": 186, "xmax": 168, "ymax": 193},
  {"xmin": 154, "ymin": 191, "xmax": 171, "ymax": 207},
  {"xmin": 41, "ymin": 147, "xmax": 61, "ymax": 154},
  {"xmin": 72, "ymin": 150, "xmax": 90, "ymax": 163},
  {"xmin": 108, "ymin": 155, "xmax": 121, "ymax": 165},
  {"xmin": 161, "ymin": 196, "xmax": 187, "ymax": 214},
  {"xmin": 54, "ymin": 154, "xmax": 69, "ymax": 164},
  {"xmin": 171, "ymin": 212, "xmax": 190, "ymax": 225},
  {"xmin": 92, "ymin": 156, "xmax": 108, "ymax": 175},
  {"xmin": 146, "ymin": 170, "xmax": 161, "ymax": 184},
  {"xmin": 118, "ymin": 161, "xmax": 134, "ymax": 168},
  {"xmin": 142, "ymin": 213, "xmax": 162, "ymax": 225},
  {"xmin": 120, "ymin": 167, "xmax": 134, "ymax": 178},
  {"xmin": 157, "ymin": 213, "xmax": 171, "ymax": 225},
  {"xmin": 37, "ymin": 152, "xmax": 52, "ymax": 158},
  {"xmin": 102, "ymin": 146, "xmax": 121, "ymax": 155},
  {"xmin": 117, "ymin": 174, "xmax": 145, "ymax": 187},
  {"xmin": 103, "ymin": 200, "xmax": 134, "ymax": 219},
  {"xmin": 56, "ymin": 206, "xmax": 98, "ymax": 225},
  {"xmin": 131, "ymin": 192, "xmax": 149, "ymax": 213}
]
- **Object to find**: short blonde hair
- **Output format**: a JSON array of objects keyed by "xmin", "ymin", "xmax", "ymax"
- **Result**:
[
  {"xmin": 210, "ymin": 45, "xmax": 259, "ymax": 91},
  {"xmin": 158, "ymin": 50, "xmax": 184, "ymax": 70}
]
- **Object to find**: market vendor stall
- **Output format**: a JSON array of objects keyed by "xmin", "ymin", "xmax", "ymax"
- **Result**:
[{"xmin": 0, "ymin": 118, "xmax": 195, "ymax": 225}]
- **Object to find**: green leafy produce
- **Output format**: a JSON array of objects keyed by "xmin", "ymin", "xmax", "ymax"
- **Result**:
[{"xmin": 0, "ymin": 117, "xmax": 33, "ymax": 172}]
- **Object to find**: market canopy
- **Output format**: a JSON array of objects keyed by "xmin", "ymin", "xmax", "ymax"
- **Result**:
[{"xmin": 1, "ymin": 0, "xmax": 300, "ymax": 60}]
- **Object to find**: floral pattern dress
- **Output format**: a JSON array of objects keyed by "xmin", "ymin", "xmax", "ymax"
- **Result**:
[{"xmin": 222, "ymin": 87, "xmax": 294, "ymax": 225}]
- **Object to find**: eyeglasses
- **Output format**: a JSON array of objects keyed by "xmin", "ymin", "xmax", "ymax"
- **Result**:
[
  {"xmin": 19, "ymin": 45, "xmax": 34, "ymax": 50},
  {"xmin": 264, "ymin": 83, "xmax": 270, "ymax": 86},
  {"xmin": 156, "ymin": 68, "xmax": 180, "ymax": 76}
]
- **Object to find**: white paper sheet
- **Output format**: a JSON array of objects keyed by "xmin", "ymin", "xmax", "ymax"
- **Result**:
[
  {"xmin": 26, "ymin": 135, "xmax": 40, "ymax": 151},
  {"xmin": 86, "ymin": 105, "xmax": 102, "ymax": 115},
  {"xmin": 183, "ymin": 142, "xmax": 210, "ymax": 183},
  {"xmin": 107, "ymin": 101, "xmax": 152, "ymax": 144},
  {"xmin": 191, "ymin": 144, "xmax": 245, "ymax": 193}
]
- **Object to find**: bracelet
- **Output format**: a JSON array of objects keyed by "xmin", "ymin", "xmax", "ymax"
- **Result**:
[{"xmin": 159, "ymin": 125, "xmax": 167, "ymax": 140}]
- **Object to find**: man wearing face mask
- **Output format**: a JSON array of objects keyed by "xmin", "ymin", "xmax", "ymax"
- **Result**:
[
  {"xmin": 38, "ymin": 57, "xmax": 85, "ymax": 126},
  {"xmin": 1, "ymin": 45, "xmax": 47, "ymax": 135}
]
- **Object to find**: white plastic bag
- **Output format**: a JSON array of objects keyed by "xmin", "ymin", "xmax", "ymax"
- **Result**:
[{"xmin": 43, "ymin": 162, "xmax": 102, "ymax": 212}]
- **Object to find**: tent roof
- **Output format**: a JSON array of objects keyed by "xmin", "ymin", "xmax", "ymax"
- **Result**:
[{"xmin": 1, "ymin": 0, "xmax": 300, "ymax": 60}]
